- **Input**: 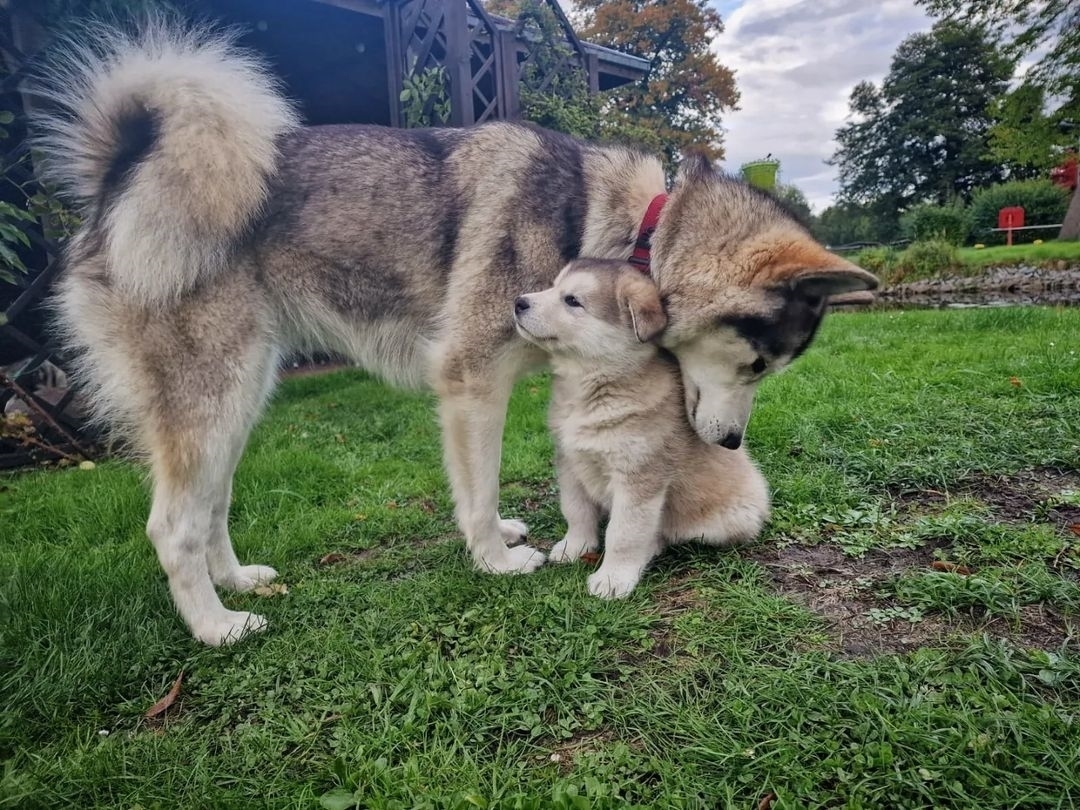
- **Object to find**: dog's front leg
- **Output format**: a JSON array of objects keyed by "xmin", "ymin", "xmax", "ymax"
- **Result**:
[
  {"xmin": 588, "ymin": 487, "xmax": 666, "ymax": 599},
  {"xmin": 436, "ymin": 354, "xmax": 546, "ymax": 574},
  {"xmin": 550, "ymin": 458, "xmax": 600, "ymax": 563}
]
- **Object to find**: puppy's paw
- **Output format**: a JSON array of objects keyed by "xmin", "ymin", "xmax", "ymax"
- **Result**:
[
  {"xmin": 550, "ymin": 534, "xmax": 598, "ymax": 564},
  {"xmin": 587, "ymin": 566, "xmax": 641, "ymax": 599},
  {"xmin": 475, "ymin": 543, "xmax": 547, "ymax": 575},
  {"xmin": 194, "ymin": 610, "xmax": 268, "ymax": 646},
  {"xmin": 499, "ymin": 518, "xmax": 529, "ymax": 545},
  {"xmin": 216, "ymin": 564, "xmax": 278, "ymax": 593}
]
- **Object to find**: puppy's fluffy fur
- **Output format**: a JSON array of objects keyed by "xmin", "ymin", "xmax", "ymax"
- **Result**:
[{"xmin": 515, "ymin": 260, "xmax": 770, "ymax": 597}]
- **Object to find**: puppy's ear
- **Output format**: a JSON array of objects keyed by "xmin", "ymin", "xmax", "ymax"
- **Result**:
[
  {"xmin": 616, "ymin": 271, "xmax": 667, "ymax": 342},
  {"xmin": 676, "ymin": 149, "xmax": 714, "ymax": 186}
]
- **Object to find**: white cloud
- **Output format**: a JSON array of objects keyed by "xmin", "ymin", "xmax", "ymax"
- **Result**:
[{"xmin": 712, "ymin": 0, "xmax": 932, "ymax": 212}]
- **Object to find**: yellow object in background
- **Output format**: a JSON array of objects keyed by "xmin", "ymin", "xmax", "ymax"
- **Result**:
[{"xmin": 974, "ymin": 244, "xmax": 985, "ymax": 249}]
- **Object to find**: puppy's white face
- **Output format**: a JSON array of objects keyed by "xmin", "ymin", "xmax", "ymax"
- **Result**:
[{"xmin": 513, "ymin": 262, "xmax": 666, "ymax": 361}]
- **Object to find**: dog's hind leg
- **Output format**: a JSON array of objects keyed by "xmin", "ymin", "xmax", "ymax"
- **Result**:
[
  {"xmin": 205, "ymin": 356, "xmax": 280, "ymax": 593},
  {"xmin": 143, "ymin": 332, "xmax": 279, "ymax": 646},
  {"xmin": 435, "ymin": 345, "xmax": 546, "ymax": 575}
]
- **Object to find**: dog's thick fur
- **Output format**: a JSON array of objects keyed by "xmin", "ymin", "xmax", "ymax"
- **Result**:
[
  {"xmin": 34, "ymin": 22, "xmax": 876, "ymax": 645},
  {"xmin": 515, "ymin": 260, "xmax": 770, "ymax": 598}
]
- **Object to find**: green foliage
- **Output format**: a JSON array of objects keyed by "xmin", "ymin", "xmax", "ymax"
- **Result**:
[
  {"xmin": 895, "ymin": 239, "xmax": 961, "ymax": 280},
  {"xmin": 985, "ymin": 82, "xmax": 1077, "ymax": 176},
  {"xmin": 831, "ymin": 21, "xmax": 1014, "ymax": 209},
  {"xmin": 916, "ymin": 0, "xmax": 1080, "ymax": 101},
  {"xmin": 969, "ymin": 179, "xmax": 1070, "ymax": 244},
  {"xmin": 400, "ymin": 64, "xmax": 452, "ymax": 128},
  {"xmin": 852, "ymin": 246, "xmax": 899, "ymax": 277},
  {"xmin": 901, "ymin": 202, "xmax": 971, "ymax": 245},
  {"xmin": 771, "ymin": 183, "xmax": 812, "ymax": 225},
  {"xmin": 813, "ymin": 201, "xmax": 902, "ymax": 247},
  {"xmin": 0, "ymin": 202, "xmax": 35, "ymax": 286}
]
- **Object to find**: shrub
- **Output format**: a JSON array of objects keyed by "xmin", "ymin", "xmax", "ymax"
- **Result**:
[
  {"xmin": 894, "ymin": 239, "xmax": 960, "ymax": 281},
  {"xmin": 901, "ymin": 202, "xmax": 970, "ymax": 245},
  {"xmin": 853, "ymin": 246, "xmax": 899, "ymax": 278},
  {"xmin": 969, "ymin": 180, "xmax": 1069, "ymax": 245}
]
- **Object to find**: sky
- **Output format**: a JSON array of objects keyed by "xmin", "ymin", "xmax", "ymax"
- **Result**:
[{"xmin": 710, "ymin": 0, "xmax": 933, "ymax": 212}]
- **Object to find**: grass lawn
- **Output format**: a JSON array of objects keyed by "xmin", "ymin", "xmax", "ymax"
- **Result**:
[
  {"xmin": 3, "ymin": 307, "xmax": 1080, "ymax": 809},
  {"xmin": 958, "ymin": 240, "xmax": 1080, "ymax": 270}
]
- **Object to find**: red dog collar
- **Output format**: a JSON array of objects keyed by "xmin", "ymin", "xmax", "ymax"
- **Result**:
[{"xmin": 627, "ymin": 193, "xmax": 669, "ymax": 274}]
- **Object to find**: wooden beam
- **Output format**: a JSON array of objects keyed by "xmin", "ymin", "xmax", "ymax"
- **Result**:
[
  {"xmin": 308, "ymin": 0, "xmax": 385, "ymax": 18},
  {"xmin": 443, "ymin": 0, "xmax": 474, "ymax": 126},
  {"xmin": 383, "ymin": 0, "xmax": 404, "ymax": 127}
]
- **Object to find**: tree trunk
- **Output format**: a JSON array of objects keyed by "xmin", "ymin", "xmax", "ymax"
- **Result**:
[{"xmin": 1061, "ymin": 184, "xmax": 1080, "ymax": 241}]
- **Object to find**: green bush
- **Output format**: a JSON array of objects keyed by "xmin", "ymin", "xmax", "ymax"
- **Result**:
[
  {"xmin": 969, "ymin": 180, "xmax": 1069, "ymax": 245},
  {"xmin": 894, "ymin": 239, "xmax": 960, "ymax": 281},
  {"xmin": 901, "ymin": 202, "xmax": 970, "ymax": 245},
  {"xmin": 853, "ymin": 246, "xmax": 899, "ymax": 277}
]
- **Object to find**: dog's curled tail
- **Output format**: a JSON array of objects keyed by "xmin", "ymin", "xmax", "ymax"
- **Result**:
[{"xmin": 32, "ymin": 18, "xmax": 299, "ymax": 307}]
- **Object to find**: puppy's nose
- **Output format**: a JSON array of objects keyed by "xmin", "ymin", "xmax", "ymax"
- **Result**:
[
  {"xmin": 718, "ymin": 431, "xmax": 743, "ymax": 450},
  {"xmin": 514, "ymin": 297, "xmax": 530, "ymax": 315}
]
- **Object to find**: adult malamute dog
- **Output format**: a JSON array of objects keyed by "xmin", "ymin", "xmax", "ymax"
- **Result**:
[
  {"xmin": 515, "ymin": 260, "xmax": 770, "ymax": 599},
  {"xmin": 34, "ymin": 22, "xmax": 876, "ymax": 645}
]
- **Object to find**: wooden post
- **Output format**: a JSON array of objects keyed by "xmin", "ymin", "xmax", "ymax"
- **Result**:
[
  {"xmin": 443, "ymin": 0, "xmax": 473, "ymax": 126},
  {"xmin": 383, "ymin": 0, "xmax": 405, "ymax": 128},
  {"xmin": 495, "ymin": 29, "xmax": 520, "ymax": 121}
]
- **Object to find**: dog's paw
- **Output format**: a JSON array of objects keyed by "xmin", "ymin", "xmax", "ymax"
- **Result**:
[
  {"xmin": 587, "ymin": 566, "xmax": 641, "ymax": 599},
  {"xmin": 476, "ymin": 543, "xmax": 547, "ymax": 575},
  {"xmin": 499, "ymin": 518, "xmax": 529, "ymax": 544},
  {"xmin": 550, "ymin": 534, "xmax": 598, "ymax": 564},
  {"xmin": 216, "ymin": 565, "xmax": 278, "ymax": 593},
  {"xmin": 194, "ymin": 610, "xmax": 268, "ymax": 646}
]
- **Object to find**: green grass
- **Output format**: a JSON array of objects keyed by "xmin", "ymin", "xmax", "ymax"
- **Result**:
[
  {"xmin": 3, "ymin": 307, "xmax": 1080, "ymax": 808},
  {"xmin": 958, "ymin": 240, "xmax": 1080, "ymax": 269},
  {"xmin": 854, "ymin": 239, "xmax": 1080, "ymax": 285}
]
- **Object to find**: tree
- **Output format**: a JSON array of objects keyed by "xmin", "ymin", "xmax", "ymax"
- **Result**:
[
  {"xmin": 574, "ymin": 0, "xmax": 739, "ymax": 166},
  {"xmin": 830, "ymin": 21, "xmax": 1013, "ymax": 210},
  {"xmin": 985, "ymin": 83, "xmax": 1076, "ymax": 177},
  {"xmin": 772, "ymin": 184, "xmax": 812, "ymax": 226},
  {"xmin": 915, "ymin": 0, "xmax": 1080, "ymax": 101}
]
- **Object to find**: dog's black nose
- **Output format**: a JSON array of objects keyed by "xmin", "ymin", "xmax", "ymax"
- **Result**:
[
  {"xmin": 718, "ymin": 431, "xmax": 743, "ymax": 450},
  {"xmin": 514, "ymin": 297, "xmax": 530, "ymax": 315}
]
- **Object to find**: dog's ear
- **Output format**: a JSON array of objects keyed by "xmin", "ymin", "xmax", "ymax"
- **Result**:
[
  {"xmin": 770, "ymin": 243, "xmax": 880, "ymax": 299},
  {"xmin": 791, "ymin": 263, "xmax": 880, "ymax": 299},
  {"xmin": 616, "ymin": 271, "xmax": 667, "ymax": 342},
  {"xmin": 676, "ymin": 149, "xmax": 714, "ymax": 186}
]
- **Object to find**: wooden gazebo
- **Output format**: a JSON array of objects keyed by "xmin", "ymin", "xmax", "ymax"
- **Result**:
[{"xmin": 193, "ymin": 0, "xmax": 649, "ymax": 127}]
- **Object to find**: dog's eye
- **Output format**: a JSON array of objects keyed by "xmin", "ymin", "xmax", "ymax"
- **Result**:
[
  {"xmin": 750, "ymin": 357, "xmax": 767, "ymax": 374},
  {"xmin": 564, "ymin": 294, "xmax": 582, "ymax": 308}
]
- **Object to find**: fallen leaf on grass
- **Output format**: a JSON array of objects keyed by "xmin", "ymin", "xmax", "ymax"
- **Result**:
[
  {"xmin": 758, "ymin": 792, "xmax": 777, "ymax": 810},
  {"xmin": 1068, "ymin": 523, "xmax": 1080, "ymax": 537},
  {"xmin": 145, "ymin": 671, "xmax": 184, "ymax": 719},
  {"xmin": 319, "ymin": 552, "xmax": 347, "ymax": 565},
  {"xmin": 1009, "ymin": 376, "xmax": 1023, "ymax": 387},
  {"xmin": 580, "ymin": 552, "xmax": 602, "ymax": 566},
  {"xmin": 932, "ymin": 561, "xmax": 972, "ymax": 575},
  {"xmin": 254, "ymin": 582, "xmax": 289, "ymax": 597}
]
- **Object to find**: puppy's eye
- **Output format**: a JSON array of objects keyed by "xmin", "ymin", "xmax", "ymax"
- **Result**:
[
  {"xmin": 564, "ymin": 294, "xmax": 582, "ymax": 308},
  {"xmin": 750, "ymin": 357, "xmax": 767, "ymax": 374}
]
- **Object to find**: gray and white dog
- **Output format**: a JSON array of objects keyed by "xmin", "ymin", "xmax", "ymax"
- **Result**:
[{"xmin": 34, "ymin": 22, "xmax": 876, "ymax": 645}]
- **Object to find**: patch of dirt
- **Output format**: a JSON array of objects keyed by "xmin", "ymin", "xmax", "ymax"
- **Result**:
[
  {"xmin": 960, "ymin": 467, "xmax": 1080, "ymax": 535},
  {"xmin": 748, "ymin": 542, "xmax": 1075, "ymax": 657},
  {"xmin": 544, "ymin": 730, "xmax": 618, "ymax": 774}
]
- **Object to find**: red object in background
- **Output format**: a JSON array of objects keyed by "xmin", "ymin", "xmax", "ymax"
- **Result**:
[
  {"xmin": 998, "ymin": 206, "xmax": 1025, "ymax": 246},
  {"xmin": 1050, "ymin": 152, "xmax": 1078, "ymax": 191}
]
